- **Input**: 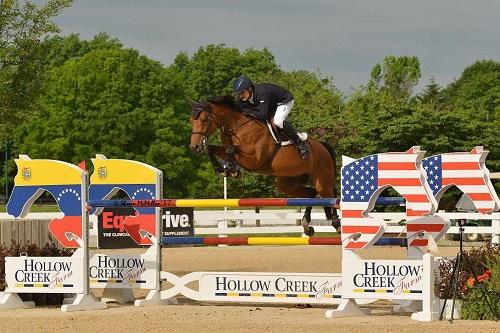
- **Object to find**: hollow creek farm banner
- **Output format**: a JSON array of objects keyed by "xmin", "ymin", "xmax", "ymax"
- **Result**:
[
  {"xmin": 196, "ymin": 272, "xmax": 343, "ymax": 304},
  {"xmin": 5, "ymin": 256, "xmax": 85, "ymax": 293},
  {"xmin": 88, "ymin": 253, "xmax": 158, "ymax": 289},
  {"xmin": 341, "ymin": 258, "xmax": 424, "ymax": 300}
]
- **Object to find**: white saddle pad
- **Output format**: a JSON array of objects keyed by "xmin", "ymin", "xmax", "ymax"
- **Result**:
[{"xmin": 267, "ymin": 123, "xmax": 308, "ymax": 146}]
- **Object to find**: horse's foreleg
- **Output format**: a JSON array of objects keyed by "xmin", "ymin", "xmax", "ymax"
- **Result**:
[
  {"xmin": 208, "ymin": 145, "xmax": 241, "ymax": 178},
  {"xmin": 302, "ymin": 206, "xmax": 315, "ymax": 236},
  {"xmin": 207, "ymin": 145, "xmax": 225, "ymax": 174},
  {"xmin": 223, "ymin": 145, "xmax": 242, "ymax": 178},
  {"xmin": 276, "ymin": 176, "xmax": 317, "ymax": 236}
]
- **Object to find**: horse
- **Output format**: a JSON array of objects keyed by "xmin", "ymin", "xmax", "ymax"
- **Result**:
[{"xmin": 187, "ymin": 95, "xmax": 339, "ymax": 235}]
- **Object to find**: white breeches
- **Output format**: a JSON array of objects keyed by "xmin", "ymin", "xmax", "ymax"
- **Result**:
[{"xmin": 273, "ymin": 99, "xmax": 294, "ymax": 128}]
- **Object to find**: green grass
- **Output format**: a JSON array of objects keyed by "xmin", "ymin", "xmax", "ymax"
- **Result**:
[{"xmin": 0, "ymin": 204, "xmax": 61, "ymax": 213}]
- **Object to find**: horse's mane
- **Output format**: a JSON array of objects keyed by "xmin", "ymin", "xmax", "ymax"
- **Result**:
[
  {"xmin": 207, "ymin": 95, "xmax": 265, "ymax": 128},
  {"xmin": 208, "ymin": 95, "xmax": 240, "ymax": 111}
]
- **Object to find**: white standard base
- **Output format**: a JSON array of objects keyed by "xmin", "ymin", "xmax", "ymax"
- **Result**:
[
  {"xmin": 410, "ymin": 298, "xmax": 440, "ymax": 322},
  {"xmin": 61, "ymin": 293, "xmax": 107, "ymax": 312},
  {"xmin": 325, "ymin": 299, "xmax": 371, "ymax": 318},
  {"xmin": 0, "ymin": 293, "xmax": 35, "ymax": 310},
  {"xmin": 101, "ymin": 288, "xmax": 135, "ymax": 304},
  {"xmin": 411, "ymin": 310, "xmax": 439, "ymax": 322},
  {"xmin": 393, "ymin": 300, "xmax": 422, "ymax": 313},
  {"xmin": 134, "ymin": 290, "xmax": 178, "ymax": 307}
]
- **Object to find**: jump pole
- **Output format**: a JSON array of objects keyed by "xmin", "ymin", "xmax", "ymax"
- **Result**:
[
  {"xmin": 161, "ymin": 236, "xmax": 406, "ymax": 246},
  {"xmin": 87, "ymin": 197, "xmax": 404, "ymax": 208}
]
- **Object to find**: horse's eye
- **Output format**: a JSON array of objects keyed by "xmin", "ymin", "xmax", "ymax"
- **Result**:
[{"xmin": 191, "ymin": 109, "xmax": 202, "ymax": 120}]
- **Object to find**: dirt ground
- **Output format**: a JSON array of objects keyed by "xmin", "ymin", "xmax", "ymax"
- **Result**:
[{"xmin": 0, "ymin": 246, "xmax": 498, "ymax": 333}]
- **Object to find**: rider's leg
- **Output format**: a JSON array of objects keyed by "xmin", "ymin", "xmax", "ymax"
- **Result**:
[
  {"xmin": 274, "ymin": 100, "xmax": 294, "ymax": 129},
  {"xmin": 274, "ymin": 100, "xmax": 310, "ymax": 159}
]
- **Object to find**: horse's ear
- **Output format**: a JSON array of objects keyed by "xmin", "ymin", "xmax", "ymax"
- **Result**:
[
  {"xmin": 186, "ymin": 96, "xmax": 197, "ymax": 107},
  {"xmin": 187, "ymin": 97, "xmax": 202, "ymax": 119}
]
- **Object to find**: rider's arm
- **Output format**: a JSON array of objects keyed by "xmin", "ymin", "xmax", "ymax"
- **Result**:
[
  {"xmin": 241, "ymin": 105, "xmax": 269, "ymax": 121},
  {"xmin": 248, "ymin": 90, "xmax": 271, "ymax": 121}
]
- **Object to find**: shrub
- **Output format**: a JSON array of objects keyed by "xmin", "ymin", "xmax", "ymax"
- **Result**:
[
  {"xmin": 0, "ymin": 238, "xmax": 74, "ymax": 306},
  {"xmin": 436, "ymin": 242, "xmax": 500, "ymax": 320},
  {"xmin": 461, "ymin": 255, "xmax": 500, "ymax": 320}
]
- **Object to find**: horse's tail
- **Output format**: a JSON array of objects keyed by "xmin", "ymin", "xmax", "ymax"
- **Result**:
[{"xmin": 320, "ymin": 141, "xmax": 337, "ymax": 197}]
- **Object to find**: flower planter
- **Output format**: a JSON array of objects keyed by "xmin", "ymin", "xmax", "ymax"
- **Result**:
[{"xmin": 439, "ymin": 298, "xmax": 462, "ymax": 319}]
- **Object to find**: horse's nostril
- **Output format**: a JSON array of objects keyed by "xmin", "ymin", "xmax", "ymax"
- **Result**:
[{"xmin": 190, "ymin": 144, "xmax": 203, "ymax": 153}]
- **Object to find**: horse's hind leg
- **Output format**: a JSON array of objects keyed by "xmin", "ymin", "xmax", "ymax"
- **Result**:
[
  {"xmin": 314, "ymin": 175, "xmax": 341, "ymax": 233},
  {"xmin": 276, "ymin": 176, "xmax": 317, "ymax": 236},
  {"xmin": 323, "ymin": 206, "xmax": 340, "ymax": 232}
]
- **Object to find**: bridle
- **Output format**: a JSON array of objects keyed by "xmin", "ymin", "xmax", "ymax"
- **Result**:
[
  {"xmin": 220, "ymin": 117, "xmax": 254, "ymax": 144},
  {"xmin": 191, "ymin": 106, "xmax": 214, "ymax": 151},
  {"xmin": 190, "ymin": 100, "xmax": 259, "ymax": 148}
]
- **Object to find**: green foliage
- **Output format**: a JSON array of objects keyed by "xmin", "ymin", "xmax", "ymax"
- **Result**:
[
  {"xmin": 440, "ymin": 60, "xmax": 500, "ymax": 177},
  {"xmin": 417, "ymin": 77, "xmax": 442, "ymax": 105},
  {"xmin": 462, "ymin": 286, "xmax": 500, "ymax": 320},
  {"xmin": 12, "ymin": 35, "xmax": 193, "ymax": 197},
  {"xmin": 172, "ymin": 44, "xmax": 280, "ymax": 99},
  {"xmin": 436, "ymin": 243, "xmax": 500, "ymax": 300},
  {"xmin": 338, "ymin": 56, "xmax": 500, "ymax": 200},
  {"xmin": 2, "ymin": 34, "xmax": 499, "ymax": 200},
  {"xmin": 443, "ymin": 60, "xmax": 500, "ymax": 122},
  {"xmin": 337, "ymin": 56, "xmax": 422, "ymax": 158},
  {"xmin": 0, "ymin": 0, "xmax": 73, "ymax": 140},
  {"xmin": 40, "ymin": 32, "xmax": 123, "ymax": 68},
  {"xmin": 368, "ymin": 55, "xmax": 421, "ymax": 101},
  {"xmin": 261, "ymin": 70, "xmax": 343, "ymax": 142},
  {"xmin": 461, "ymin": 255, "xmax": 500, "ymax": 320}
]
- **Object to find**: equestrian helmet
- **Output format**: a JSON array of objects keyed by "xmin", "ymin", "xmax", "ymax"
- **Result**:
[{"xmin": 232, "ymin": 75, "xmax": 253, "ymax": 93}]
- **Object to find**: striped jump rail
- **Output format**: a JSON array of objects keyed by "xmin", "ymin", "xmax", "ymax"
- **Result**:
[
  {"xmin": 161, "ymin": 236, "xmax": 406, "ymax": 246},
  {"xmin": 87, "ymin": 197, "xmax": 405, "ymax": 208}
]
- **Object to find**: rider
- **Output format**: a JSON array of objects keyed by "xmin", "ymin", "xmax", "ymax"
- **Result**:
[{"xmin": 232, "ymin": 75, "xmax": 310, "ymax": 159}]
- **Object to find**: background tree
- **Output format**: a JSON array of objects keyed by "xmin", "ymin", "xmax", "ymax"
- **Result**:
[
  {"xmin": 13, "ymin": 35, "xmax": 192, "ymax": 197},
  {"xmin": 379, "ymin": 55, "xmax": 421, "ymax": 101},
  {"xmin": 417, "ymin": 77, "xmax": 442, "ymax": 106},
  {"xmin": 172, "ymin": 44, "xmax": 280, "ymax": 99},
  {"xmin": 3, "ymin": 32, "xmax": 498, "ymax": 200},
  {"xmin": 441, "ymin": 60, "xmax": 500, "ymax": 178},
  {"xmin": 338, "ymin": 56, "xmax": 421, "ymax": 157},
  {"xmin": 0, "ymin": 0, "xmax": 73, "ymax": 140}
]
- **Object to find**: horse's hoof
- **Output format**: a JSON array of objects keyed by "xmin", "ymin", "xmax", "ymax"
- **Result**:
[
  {"xmin": 301, "ymin": 216, "xmax": 311, "ymax": 228},
  {"xmin": 231, "ymin": 170, "xmax": 242, "ymax": 179},
  {"xmin": 304, "ymin": 226, "xmax": 315, "ymax": 237},
  {"xmin": 214, "ymin": 166, "xmax": 225, "ymax": 175},
  {"xmin": 331, "ymin": 218, "xmax": 341, "ymax": 232}
]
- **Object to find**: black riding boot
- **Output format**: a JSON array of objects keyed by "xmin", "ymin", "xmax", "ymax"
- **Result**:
[{"xmin": 282, "ymin": 121, "xmax": 310, "ymax": 159}]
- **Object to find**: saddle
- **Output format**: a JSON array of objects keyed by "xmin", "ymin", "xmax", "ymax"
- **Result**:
[{"xmin": 267, "ymin": 121, "xmax": 307, "ymax": 146}]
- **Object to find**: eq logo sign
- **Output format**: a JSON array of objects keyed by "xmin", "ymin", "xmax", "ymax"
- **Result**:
[
  {"xmin": 101, "ymin": 210, "xmax": 136, "ymax": 232},
  {"xmin": 161, "ymin": 208, "xmax": 194, "ymax": 237},
  {"xmin": 98, "ymin": 207, "xmax": 142, "ymax": 249}
]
